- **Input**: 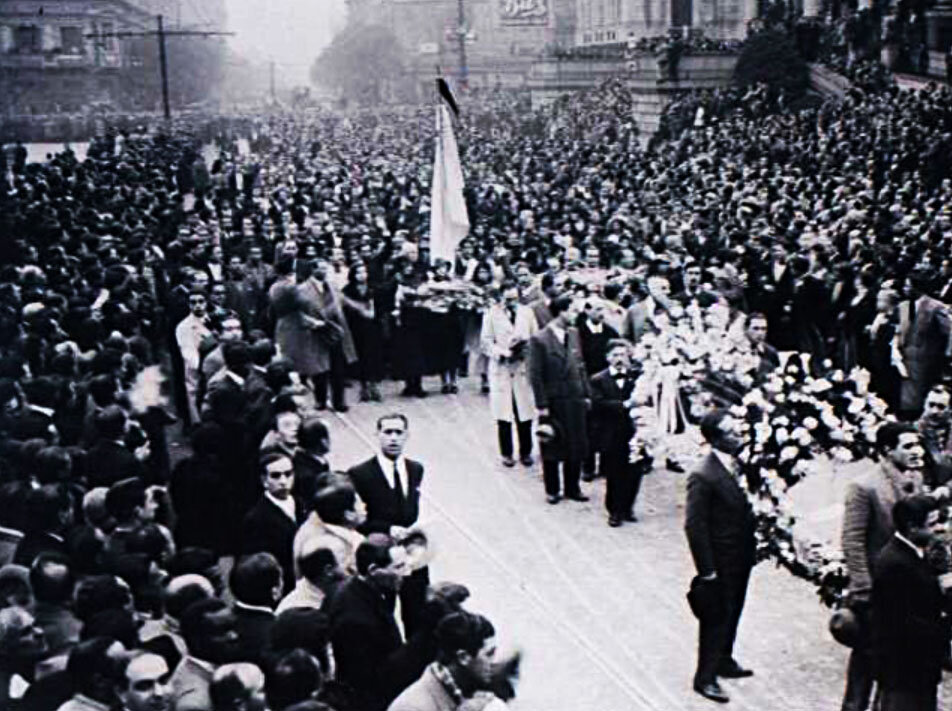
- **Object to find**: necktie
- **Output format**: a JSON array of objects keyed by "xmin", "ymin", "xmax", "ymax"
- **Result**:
[
  {"xmin": 392, "ymin": 462, "xmax": 406, "ymax": 514},
  {"xmin": 507, "ymin": 306, "xmax": 516, "ymax": 323}
]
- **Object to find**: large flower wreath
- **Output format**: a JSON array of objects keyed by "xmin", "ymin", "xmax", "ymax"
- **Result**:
[{"xmin": 628, "ymin": 302, "xmax": 903, "ymax": 607}]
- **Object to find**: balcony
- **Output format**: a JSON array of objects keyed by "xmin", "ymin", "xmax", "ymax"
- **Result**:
[{"xmin": 0, "ymin": 50, "xmax": 123, "ymax": 69}]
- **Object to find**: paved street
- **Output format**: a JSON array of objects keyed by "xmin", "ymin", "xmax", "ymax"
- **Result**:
[{"xmin": 312, "ymin": 378, "xmax": 951, "ymax": 711}]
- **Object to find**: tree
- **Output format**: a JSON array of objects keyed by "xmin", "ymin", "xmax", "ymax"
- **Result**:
[
  {"xmin": 311, "ymin": 24, "xmax": 415, "ymax": 105},
  {"xmin": 732, "ymin": 29, "xmax": 809, "ymax": 98}
]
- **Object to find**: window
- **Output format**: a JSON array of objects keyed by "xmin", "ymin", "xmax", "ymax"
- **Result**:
[
  {"xmin": 61, "ymin": 26, "xmax": 83, "ymax": 53},
  {"xmin": 15, "ymin": 25, "xmax": 41, "ymax": 52},
  {"xmin": 101, "ymin": 21, "xmax": 115, "ymax": 51}
]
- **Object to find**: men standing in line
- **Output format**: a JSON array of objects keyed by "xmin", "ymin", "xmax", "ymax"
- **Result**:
[
  {"xmin": 684, "ymin": 410, "xmax": 756, "ymax": 704},
  {"xmin": 744, "ymin": 313, "xmax": 780, "ymax": 382},
  {"xmin": 872, "ymin": 495, "xmax": 950, "ymax": 711},
  {"xmin": 347, "ymin": 414, "xmax": 428, "ymax": 637},
  {"xmin": 840, "ymin": 422, "xmax": 926, "ymax": 711},
  {"xmin": 528, "ymin": 294, "xmax": 591, "ymax": 505},
  {"xmin": 481, "ymin": 281, "xmax": 538, "ymax": 468},
  {"xmin": 591, "ymin": 340, "xmax": 644, "ymax": 527}
]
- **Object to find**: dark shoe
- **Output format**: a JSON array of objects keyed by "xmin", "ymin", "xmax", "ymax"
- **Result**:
[
  {"xmin": 717, "ymin": 662, "xmax": 753, "ymax": 679},
  {"xmin": 370, "ymin": 385, "xmax": 382, "ymax": 402},
  {"xmin": 315, "ymin": 401, "xmax": 328, "ymax": 410},
  {"xmin": 400, "ymin": 387, "xmax": 414, "ymax": 397},
  {"xmin": 449, "ymin": 383, "xmax": 459, "ymax": 394},
  {"xmin": 359, "ymin": 387, "xmax": 371, "ymax": 402},
  {"xmin": 565, "ymin": 493, "xmax": 590, "ymax": 502},
  {"xmin": 332, "ymin": 404, "xmax": 349, "ymax": 413},
  {"xmin": 546, "ymin": 495, "xmax": 561, "ymax": 505},
  {"xmin": 415, "ymin": 390, "xmax": 428, "ymax": 399},
  {"xmin": 625, "ymin": 512, "xmax": 639, "ymax": 523},
  {"xmin": 693, "ymin": 682, "xmax": 729, "ymax": 703},
  {"xmin": 666, "ymin": 458, "xmax": 685, "ymax": 473},
  {"xmin": 608, "ymin": 516, "xmax": 622, "ymax": 527},
  {"xmin": 502, "ymin": 456, "xmax": 516, "ymax": 468},
  {"xmin": 520, "ymin": 455, "xmax": 534, "ymax": 466},
  {"xmin": 581, "ymin": 471, "xmax": 595, "ymax": 482},
  {"xmin": 441, "ymin": 384, "xmax": 451, "ymax": 394},
  {"xmin": 481, "ymin": 384, "xmax": 490, "ymax": 395}
]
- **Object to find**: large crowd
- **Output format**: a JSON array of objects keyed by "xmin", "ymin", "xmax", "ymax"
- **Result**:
[{"xmin": 1, "ymin": 33, "xmax": 952, "ymax": 710}]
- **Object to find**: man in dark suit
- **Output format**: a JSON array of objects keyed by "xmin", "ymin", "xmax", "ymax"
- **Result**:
[
  {"xmin": 10, "ymin": 376, "xmax": 60, "ymax": 443},
  {"xmin": 684, "ymin": 410, "xmax": 756, "ymax": 704},
  {"xmin": 591, "ymin": 340, "xmax": 644, "ymax": 528},
  {"xmin": 577, "ymin": 299, "xmax": 620, "ymax": 481},
  {"xmin": 13, "ymin": 484, "xmax": 72, "ymax": 567},
  {"xmin": 673, "ymin": 260, "xmax": 718, "ymax": 308},
  {"xmin": 528, "ymin": 294, "xmax": 591, "ymax": 505},
  {"xmin": 347, "ymin": 413, "xmax": 427, "ymax": 637},
  {"xmin": 872, "ymin": 495, "xmax": 950, "ymax": 711},
  {"xmin": 744, "ymin": 313, "xmax": 780, "ymax": 381},
  {"xmin": 329, "ymin": 536, "xmax": 413, "ymax": 711},
  {"xmin": 85, "ymin": 405, "xmax": 145, "ymax": 489},
  {"xmin": 240, "ymin": 452, "xmax": 305, "ymax": 595},
  {"xmin": 229, "ymin": 552, "xmax": 283, "ymax": 666}
]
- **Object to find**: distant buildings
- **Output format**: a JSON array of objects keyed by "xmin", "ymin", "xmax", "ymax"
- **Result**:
[{"xmin": 0, "ymin": 0, "xmax": 153, "ymax": 115}]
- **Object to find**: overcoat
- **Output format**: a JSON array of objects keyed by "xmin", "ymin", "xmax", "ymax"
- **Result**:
[{"xmin": 480, "ymin": 303, "xmax": 539, "ymax": 423}]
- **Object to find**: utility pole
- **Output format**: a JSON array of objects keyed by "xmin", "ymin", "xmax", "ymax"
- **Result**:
[
  {"xmin": 457, "ymin": 0, "xmax": 468, "ymax": 88},
  {"xmin": 87, "ymin": 17, "xmax": 234, "ymax": 120},
  {"xmin": 157, "ymin": 15, "xmax": 171, "ymax": 120}
]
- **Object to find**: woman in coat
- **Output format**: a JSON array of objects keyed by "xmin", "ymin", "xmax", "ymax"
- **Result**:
[
  {"xmin": 342, "ymin": 260, "xmax": 384, "ymax": 402},
  {"xmin": 481, "ymin": 281, "xmax": 539, "ymax": 467}
]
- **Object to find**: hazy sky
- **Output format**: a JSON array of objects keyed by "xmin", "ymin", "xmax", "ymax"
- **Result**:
[{"xmin": 226, "ymin": 0, "xmax": 347, "ymax": 84}]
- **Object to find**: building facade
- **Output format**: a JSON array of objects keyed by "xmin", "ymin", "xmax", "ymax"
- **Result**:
[
  {"xmin": 575, "ymin": 0, "xmax": 755, "ymax": 44},
  {"xmin": 0, "ymin": 0, "xmax": 152, "ymax": 114}
]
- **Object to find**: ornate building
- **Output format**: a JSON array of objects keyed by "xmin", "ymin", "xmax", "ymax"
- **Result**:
[
  {"xmin": 575, "ymin": 0, "xmax": 755, "ymax": 43},
  {"xmin": 347, "ymin": 0, "xmax": 577, "ymax": 89},
  {"xmin": 0, "ymin": 0, "xmax": 152, "ymax": 114}
]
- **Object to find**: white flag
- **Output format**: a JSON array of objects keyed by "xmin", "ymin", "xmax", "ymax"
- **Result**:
[{"xmin": 429, "ymin": 103, "xmax": 469, "ymax": 263}]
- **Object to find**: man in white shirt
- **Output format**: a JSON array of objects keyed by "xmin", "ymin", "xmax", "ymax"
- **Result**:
[{"xmin": 175, "ymin": 291, "xmax": 212, "ymax": 423}]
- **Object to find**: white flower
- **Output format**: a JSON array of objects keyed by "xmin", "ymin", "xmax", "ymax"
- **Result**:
[
  {"xmin": 847, "ymin": 398, "xmax": 864, "ymax": 415},
  {"xmin": 780, "ymin": 445, "xmax": 800, "ymax": 462},
  {"xmin": 775, "ymin": 427, "xmax": 790, "ymax": 444},
  {"xmin": 832, "ymin": 447, "xmax": 854, "ymax": 463},
  {"xmin": 810, "ymin": 379, "xmax": 833, "ymax": 393},
  {"xmin": 803, "ymin": 416, "xmax": 819, "ymax": 430},
  {"xmin": 774, "ymin": 416, "xmax": 791, "ymax": 427},
  {"xmin": 754, "ymin": 422, "xmax": 772, "ymax": 443}
]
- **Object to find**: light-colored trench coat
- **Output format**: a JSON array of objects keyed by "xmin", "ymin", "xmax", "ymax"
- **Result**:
[{"xmin": 480, "ymin": 302, "xmax": 539, "ymax": 423}]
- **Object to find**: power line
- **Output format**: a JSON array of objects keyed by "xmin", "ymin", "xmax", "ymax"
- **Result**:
[{"xmin": 86, "ymin": 14, "xmax": 235, "ymax": 119}]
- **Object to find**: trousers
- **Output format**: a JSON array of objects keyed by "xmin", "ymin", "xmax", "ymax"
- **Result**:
[
  {"xmin": 542, "ymin": 459, "xmax": 582, "ymax": 498},
  {"xmin": 498, "ymin": 420, "xmax": 533, "ymax": 459},
  {"xmin": 694, "ymin": 564, "xmax": 751, "ymax": 687}
]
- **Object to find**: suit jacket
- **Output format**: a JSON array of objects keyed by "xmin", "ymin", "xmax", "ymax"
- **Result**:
[
  {"xmin": 684, "ymin": 452, "xmax": 756, "ymax": 576},
  {"xmin": 9, "ymin": 407, "xmax": 57, "ymax": 443},
  {"xmin": 170, "ymin": 655, "xmax": 215, "ymax": 711},
  {"xmin": 330, "ymin": 577, "xmax": 408, "ymax": 711},
  {"xmin": 529, "ymin": 298, "xmax": 553, "ymax": 329},
  {"xmin": 13, "ymin": 531, "xmax": 68, "ymax": 567},
  {"xmin": 241, "ymin": 496, "xmax": 305, "ymax": 594},
  {"xmin": 752, "ymin": 343, "xmax": 780, "ymax": 381},
  {"xmin": 589, "ymin": 368, "xmax": 635, "ymax": 454},
  {"xmin": 841, "ymin": 462, "xmax": 924, "ymax": 598},
  {"xmin": 575, "ymin": 318, "xmax": 620, "ymax": 375},
  {"xmin": 32, "ymin": 602, "xmax": 81, "ymax": 654},
  {"xmin": 84, "ymin": 439, "xmax": 143, "ymax": 489},
  {"xmin": 232, "ymin": 604, "xmax": 274, "ymax": 665},
  {"xmin": 872, "ymin": 537, "xmax": 949, "ymax": 692},
  {"xmin": 528, "ymin": 324, "xmax": 591, "ymax": 461},
  {"xmin": 348, "ymin": 457, "xmax": 423, "ymax": 536},
  {"xmin": 899, "ymin": 295, "xmax": 952, "ymax": 411},
  {"xmin": 387, "ymin": 665, "xmax": 456, "ymax": 711}
]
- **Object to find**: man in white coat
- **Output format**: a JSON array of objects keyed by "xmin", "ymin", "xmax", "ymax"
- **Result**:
[{"xmin": 481, "ymin": 281, "xmax": 539, "ymax": 467}]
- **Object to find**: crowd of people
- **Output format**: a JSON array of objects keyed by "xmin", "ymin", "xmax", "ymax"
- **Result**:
[{"xmin": 1, "ymin": 22, "xmax": 952, "ymax": 708}]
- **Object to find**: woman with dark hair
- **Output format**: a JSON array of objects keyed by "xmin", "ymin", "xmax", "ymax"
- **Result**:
[
  {"xmin": 392, "ymin": 259, "xmax": 429, "ymax": 397},
  {"xmin": 342, "ymin": 260, "xmax": 384, "ymax": 402}
]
